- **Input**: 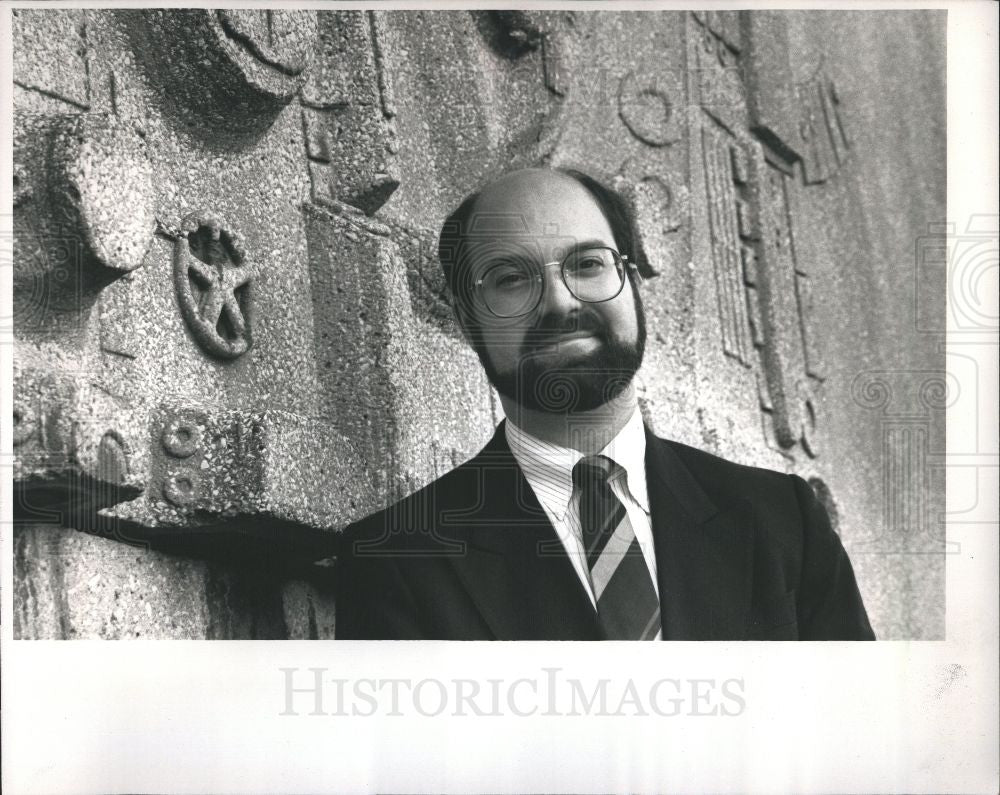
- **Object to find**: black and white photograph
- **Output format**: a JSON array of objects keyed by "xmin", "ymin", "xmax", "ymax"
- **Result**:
[{"xmin": 1, "ymin": 2, "xmax": 997, "ymax": 793}]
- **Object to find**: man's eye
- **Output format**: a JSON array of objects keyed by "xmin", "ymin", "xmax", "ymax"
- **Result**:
[
  {"xmin": 567, "ymin": 254, "xmax": 608, "ymax": 276},
  {"xmin": 495, "ymin": 271, "xmax": 530, "ymax": 289}
]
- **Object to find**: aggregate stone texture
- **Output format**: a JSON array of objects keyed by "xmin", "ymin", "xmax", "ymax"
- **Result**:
[
  {"xmin": 302, "ymin": 11, "xmax": 400, "ymax": 214},
  {"xmin": 305, "ymin": 202, "xmax": 495, "ymax": 506},
  {"xmin": 14, "ymin": 524, "xmax": 212, "ymax": 639},
  {"xmin": 13, "ymin": 523, "xmax": 334, "ymax": 639},
  {"xmin": 12, "ymin": 8, "xmax": 91, "ymax": 110},
  {"xmin": 49, "ymin": 113, "xmax": 157, "ymax": 274},
  {"xmin": 12, "ymin": 9, "xmax": 947, "ymax": 639}
]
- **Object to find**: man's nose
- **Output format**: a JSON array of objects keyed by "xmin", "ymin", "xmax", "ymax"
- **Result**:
[{"xmin": 537, "ymin": 262, "xmax": 580, "ymax": 316}]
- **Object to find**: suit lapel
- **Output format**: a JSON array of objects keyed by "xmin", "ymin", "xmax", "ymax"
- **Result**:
[
  {"xmin": 442, "ymin": 424, "xmax": 756, "ymax": 641},
  {"xmin": 444, "ymin": 425, "xmax": 600, "ymax": 640},
  {"xmin": 644, "ymin": 430, "xmax": 755, "ymax": 640}
]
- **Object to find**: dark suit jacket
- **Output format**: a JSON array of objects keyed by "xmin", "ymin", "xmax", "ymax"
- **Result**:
[{"xmin": 335, "ymin": 423, "xmax": 875, "ymax": 640}]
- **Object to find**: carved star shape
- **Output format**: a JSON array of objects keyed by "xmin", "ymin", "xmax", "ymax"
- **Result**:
[{"xmin": 187, "ymin": 258, "xmax": 251, "ymax": 337}]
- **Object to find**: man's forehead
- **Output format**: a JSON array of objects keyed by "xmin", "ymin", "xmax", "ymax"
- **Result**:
[
  {"xmin": 464, "ymin": 213, "xmax": 572, "ymax": 237},
  {"xmin": 463, "ymin": 170, "xmax": 614, "ymax": 244},
  {"xmin": 473, "ymin": 168, "xmax": 597, "ymax": 214}
]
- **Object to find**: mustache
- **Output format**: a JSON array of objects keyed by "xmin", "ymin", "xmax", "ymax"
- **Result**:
[{"xmin": 520, "ymin": 311, "xmax": 606, "ymax": 353}]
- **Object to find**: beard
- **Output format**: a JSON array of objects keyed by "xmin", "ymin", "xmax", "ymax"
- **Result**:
[{"xmin": 472, "ymin": 287, "xmax": 647, "ymax": 413}]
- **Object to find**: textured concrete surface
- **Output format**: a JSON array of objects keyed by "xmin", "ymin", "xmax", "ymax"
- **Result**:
[{"xmin": 12, "ymin": 10, "xmax": 946, "ymax": 639}]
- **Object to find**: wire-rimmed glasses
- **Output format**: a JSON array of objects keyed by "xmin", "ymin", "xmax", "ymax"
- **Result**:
[{"xmin": 473, "ymin": 246, "xmax": 638, "ymax": 318}]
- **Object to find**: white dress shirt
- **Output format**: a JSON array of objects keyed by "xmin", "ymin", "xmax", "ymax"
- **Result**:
[{"xmin": 505, "ymin": 408, "xmax": 661, "ymax": 638}]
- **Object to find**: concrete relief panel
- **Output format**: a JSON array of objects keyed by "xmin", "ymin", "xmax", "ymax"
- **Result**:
[
  {"xmin": 13, "ymin": 352, "xmax": 147, "ymax": 546},
  {"xmin": 796, "ymin": 67, "xmax": 851, "ymax": 185},
  {"xmin": 303, "ymin": 202, "xmax": 494, "ymax": 508},
  {"xmin": 13, "ymin": 112, "xmax": 155, "ymax": 343},
  {"xmin": 122, "ymin": 9, "xmax": 316, "ymax": 142},
  {"xmin": 105, "ymin": 405, "xmax": 374, "ymax": 550},
  {"xmin": 702, "ymin": 122, "xmax": 754, "ymax": 369},
  {"xmin": 12, "ymin": 9, "xmax": 369, "ymax": 571},
  {"xmin": 692, "ymin": 11, "xmax": 747, "ymax": 136},
  {"xmin": 472, "ymin": 10, "xmax": 577, "ymax": 165},
  {"xmin": 744, "ymin": 141, "xmax": 821, "ymax": 457},
  {"xmin": 49, "ymin": 113, "xmax": 156, "ymax": 275},
  {"xmin": 690, "ymin": 10, "xmax": 855, "ymax": 463},
  {"xmin": 301, "ymin": 10, "xmax": 400, "ymax": 214}
]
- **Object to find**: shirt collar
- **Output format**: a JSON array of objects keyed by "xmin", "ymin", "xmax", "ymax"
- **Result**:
[
  {"xmin": 599, "ymin": 408, "xmax": 650, "ymax": 513},
  {"xmin": 505, "ymin": 407, "xmax": 650, "ymax": 522}
]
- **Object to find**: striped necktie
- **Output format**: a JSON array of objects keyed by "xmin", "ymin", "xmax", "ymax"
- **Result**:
[{"xmin": 573, "ymin": 455, "xmax": 661, "ymax": 640}]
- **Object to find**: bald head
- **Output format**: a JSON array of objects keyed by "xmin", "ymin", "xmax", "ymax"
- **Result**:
[
  {"xmin": 472, "ymin": 168, "xmax": 597, "ymax": 218},
  {"xmin": 438, "ymin": 167, "xmax": 644, "ymax": 302}
]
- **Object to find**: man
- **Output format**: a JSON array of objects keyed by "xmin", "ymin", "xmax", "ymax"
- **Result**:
[{"xmin": 335, "ymin": 168, "xmax": 875, "ymax": 641}]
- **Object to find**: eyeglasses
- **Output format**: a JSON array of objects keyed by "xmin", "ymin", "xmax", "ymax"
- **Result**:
[{"xmin": 473, "ymin": 246, "xmax": 638, "ymax": 318}]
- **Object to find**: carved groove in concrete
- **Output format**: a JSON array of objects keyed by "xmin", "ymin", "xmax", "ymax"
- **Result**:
[
  {"xmin": 12, "ymin": 8, "xmax": 91, "ymax": 109},
  {"xmin": 747, "ymin": 144, "xmax": 821, "ymax": 457},
  {"xmin": 216, "ymin": 10, "xmax": 313, "ymax": 78},
  {"xmin": 703, "ymin": 123, "xmax": 753, "ymax": 368},
  {"xmin": 618, "ymin": 71, "xmax": 679, "ymax": 147},
  {"xmin": 797, "ymin": 68, "xmax": 851, "ymax": 184},
  {"xmin": 488, "ymin": 10, "xmax": 574, "ymax": 97}
]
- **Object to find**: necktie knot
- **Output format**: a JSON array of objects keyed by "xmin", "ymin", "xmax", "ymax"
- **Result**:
[{"xmin": 572, "ymin": 455, "xmax": 617, "ymax": 492}]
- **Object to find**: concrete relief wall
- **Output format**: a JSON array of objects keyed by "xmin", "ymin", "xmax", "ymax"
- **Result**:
[{"xmin": 10, "ymin": 10, "xmax": 946, "ymax": 639}]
